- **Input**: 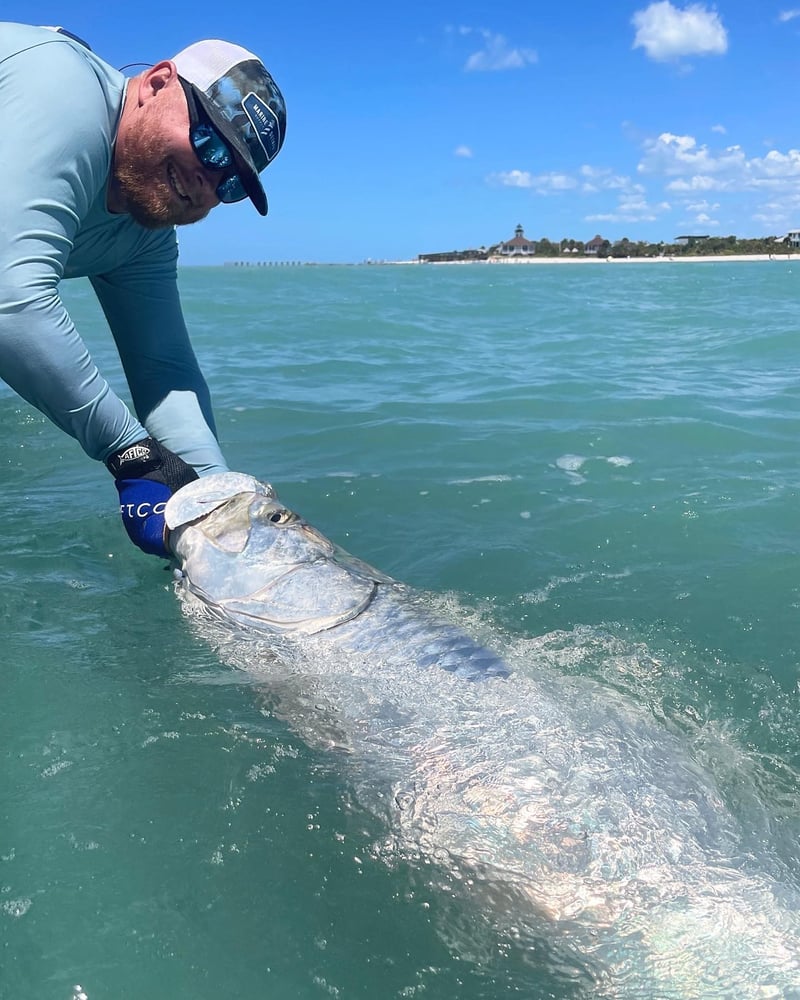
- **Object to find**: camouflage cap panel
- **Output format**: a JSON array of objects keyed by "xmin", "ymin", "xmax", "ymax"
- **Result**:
[{"xmin": 208, "ymin": 60, "xmax": 285, "ymax": 171}]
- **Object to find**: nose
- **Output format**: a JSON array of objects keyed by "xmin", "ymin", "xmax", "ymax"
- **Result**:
[{"xmin": 191, "ymin": 163, "xmax": 223, "ymax": 209}]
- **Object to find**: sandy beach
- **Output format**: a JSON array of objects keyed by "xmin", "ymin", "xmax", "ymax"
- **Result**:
[{"xmin": 405, "ymin": 253, "xmax": 799, "ymax": 266}]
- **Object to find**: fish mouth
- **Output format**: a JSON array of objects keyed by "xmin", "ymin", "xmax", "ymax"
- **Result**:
[{"xmin": 165, "ymin": 473, "xmax": 275, "ymax": 535}]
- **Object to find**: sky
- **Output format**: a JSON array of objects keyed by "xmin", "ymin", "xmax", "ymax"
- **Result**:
[{"xmin": 7, "ymin": 2, "xmax": 800, "ymax": 263}]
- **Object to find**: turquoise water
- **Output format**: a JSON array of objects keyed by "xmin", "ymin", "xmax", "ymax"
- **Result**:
[{"xmin": 2, "ymin": 261, "xmax": 799, "ymax": 998}]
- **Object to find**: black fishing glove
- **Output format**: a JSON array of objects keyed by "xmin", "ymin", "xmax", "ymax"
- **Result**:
[{"xmin": 106, "ymin": 438, "xmax": 199, "ymax": 558}]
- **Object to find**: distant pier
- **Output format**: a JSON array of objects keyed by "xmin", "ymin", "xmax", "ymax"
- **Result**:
[
  {"xmin": 222, "ymin": 259, "xmax": 403, "ymax": 267},
  {"xmin": 224, "ymin": 260, "xmax": 307, "ymax": 267}
]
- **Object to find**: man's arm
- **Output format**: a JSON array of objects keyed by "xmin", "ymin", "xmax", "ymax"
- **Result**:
[
  {"xmin": 92, "ymin": 253, "xmax": 229, "ymax": 556},
  {"xmin": 90, "ymin": 244, "xmax": 228, "ymax": 477},
  {"xmin": 0, "ymin": 32, "xmax": 146, "ymax": 461},
  {"xmin": 0, "ymin": 30, "xmax": 221, "ymax": 558}
]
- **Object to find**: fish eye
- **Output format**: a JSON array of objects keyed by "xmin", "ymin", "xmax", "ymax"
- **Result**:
[
  {"xmin": 253, "ymin": 499, "xmax": 298, "ymax": 526},
  {"xmin": 268, "ymin": 508, "xmax": 292, "ymax": 524}
]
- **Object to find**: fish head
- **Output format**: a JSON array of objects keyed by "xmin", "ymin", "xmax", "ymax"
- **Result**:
[{"xmin": 164, "ymin": 472, "xmax": 389, "ymax": 634}]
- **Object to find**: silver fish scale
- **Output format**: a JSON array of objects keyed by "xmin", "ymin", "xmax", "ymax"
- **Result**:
[
  {"xmin": 323, "ymin": 586, "xmax": 510, "ymax": 680},
  {"xmin": 165, "ymin": 474, "xmax": 800, "ymax": 997}
]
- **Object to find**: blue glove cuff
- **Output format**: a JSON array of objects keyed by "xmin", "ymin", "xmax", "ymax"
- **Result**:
[{"xmin": 115, "ymin": 478, "xmax": 172, "ymax": 558}]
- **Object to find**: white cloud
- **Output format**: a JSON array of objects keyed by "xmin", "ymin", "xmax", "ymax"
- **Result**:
[
  {"xmin": 752, "ymin": 211, "xmax": 786, "ymax": 226},
  {"xmin": 621, "ymin": 192, "xmax": 668, "ymax": 213},
  {"xmin": 493, "ymin": 165, "xmax": 645, "ymax": 199},
  {"xmin": 684, "ymin": 199, "xmax": 720, "ymax": 212},
  {"xmin": 585, "ymin": 195, "xmax": 671, "ymax": 224},
  {"xmin": 667, "ymin": 176, "xmax": 720, "ymax": 191},
  {"xmin": 536, "ymin": 173, "xmax": 578, "ymax": 192},
  {"xmin": 778, "ymin": 9, "xmax": 800, "ymax": 22},
  {"xmin": 752, "ymin": 195, "xmax": 800, "ymax": 227},
  {"xmin": 639, "ymin": 133, "xmax": 746, "ymax": 177},
  {"xmin": 754, "ymin": 148, "xmax": 800, "ymax": 178},
  {"xmin": 711, "ymin": 123, "xmax": 726, "ymax": 134},
  {"xmin": 585, "ymin": 191, "xmax": 671, "ymax": 224},
  {"xmin": 491, "ymin": 170, "xmax": 576, "ymax": 192},
  {"xmin": 491, "ymin": 170, "xmax": 535, "ymax": 188},
  {"xmin": 579, "ymin": 165, "xmax": 643, "ymax": 192},
  {"xmin": 491, "ymin": 164, "xmax": 664, "ymax": 225},
  {"xmin": 639, "ymin": 132, "xmax": 800, "ymax": 194},
  {"xmin": 675, "ymin": 207, "xmax": 720, "ymax": 228},
  {"xmin": 486, "ymin": 124, "xmax": 800, "ymax": 239},
  {"xmin": 632, "ymin": 2, "xmax": 728, "ymax": 61},
  {"xmin": 462, "ymin": 29, "xmax": 538, "ymax": 71},
  {"xmin": 454, "ymin": 145, "xmax": 473, "ymax": 158}
]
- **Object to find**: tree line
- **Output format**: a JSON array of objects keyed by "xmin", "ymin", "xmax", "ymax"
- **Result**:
[{"xmin": 534, "ymin": 235, "xmax": 799, "ymax": 258}]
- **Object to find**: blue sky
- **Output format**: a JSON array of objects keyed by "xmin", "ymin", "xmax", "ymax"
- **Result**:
[{"xmin": 7, "ymin": 3, "xmax": 800, "ymax": 262}]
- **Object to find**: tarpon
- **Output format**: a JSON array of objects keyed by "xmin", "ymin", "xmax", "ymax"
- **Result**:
[
  {"xmin": 165, "ymin": 472, "xmax": 508, "ymax": 681},
  {"xmin": 165, "ymin": 472, "xmax": 800, "ymax": 998}
]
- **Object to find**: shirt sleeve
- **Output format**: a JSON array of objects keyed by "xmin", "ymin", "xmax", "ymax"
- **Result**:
[
  {"xmin": 90, "ymin": 235, "xmax": 228, "ymax": 476},
  {"xmin": 0, "ymin": 36, "xmax": 145, "ymax": 461},
  {"xmin": 0, "ymin": 33, "xmax": 228, "ymax": 476}
]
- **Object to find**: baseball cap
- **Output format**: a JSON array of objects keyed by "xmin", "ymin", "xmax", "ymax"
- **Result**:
[{"xmin": 172, "ymin": 40, "xmax": 286, "ymax": 216}]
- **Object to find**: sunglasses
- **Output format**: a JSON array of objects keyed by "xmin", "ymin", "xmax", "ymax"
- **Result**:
[{"xmin": 180, "ymin": 78, "xmax": 248, "ymax": 204}]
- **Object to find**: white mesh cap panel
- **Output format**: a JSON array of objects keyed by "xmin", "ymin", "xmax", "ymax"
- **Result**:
[{"xmin": 172, "ymin": 40, "xmax": 257, "ymax": 91}]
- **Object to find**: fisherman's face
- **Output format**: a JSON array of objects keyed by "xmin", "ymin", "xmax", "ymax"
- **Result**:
[{"xmin": 113, "ymin": 63, "xmax": 226, "ymax": 229}]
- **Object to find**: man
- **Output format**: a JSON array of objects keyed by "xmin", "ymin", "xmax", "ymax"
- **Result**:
[{"xmin": 0, "ymin": 23, "xmax": 286, "ymax": 557}]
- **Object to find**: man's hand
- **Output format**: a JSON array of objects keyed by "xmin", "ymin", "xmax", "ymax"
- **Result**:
[{"xmin": 106, "ymin": 438, "xmax": 199, "ymax": 558}]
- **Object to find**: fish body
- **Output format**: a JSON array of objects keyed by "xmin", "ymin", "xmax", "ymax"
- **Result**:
[
  {"xmin": 165, "ymin": 473, "xmax": 800, "ymax": 998},
  {"xmin": 166, "ymin": 472, "xmax": 508, "ymax": 680}
]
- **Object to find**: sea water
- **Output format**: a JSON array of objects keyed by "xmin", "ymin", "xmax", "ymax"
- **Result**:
[{"xmin": 1, "ymin": 261, "xmax": 799, "ymax": 998}]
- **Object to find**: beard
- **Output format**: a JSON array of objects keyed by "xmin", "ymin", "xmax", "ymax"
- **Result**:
[
  {"xmin": 114, "ymin": 161, "xmax": 178, "ymax": 229},
  {"xmin": 112, "ymin": 128, "xmax": 209, "ymax": 230}
]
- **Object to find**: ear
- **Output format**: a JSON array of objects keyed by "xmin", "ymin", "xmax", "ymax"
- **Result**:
[{"xmin": 134, "ymin": 60, "xmax": 179, "ymax": 106}]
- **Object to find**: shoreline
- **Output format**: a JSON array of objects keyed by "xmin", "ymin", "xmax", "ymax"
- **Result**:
[
  {"xmin": 217, "ymin": 253, "xmax": 800, "ymax": 268},
  {"xmin": 400, "ymin": 253, "xmax": 799, "ymax": 266}
]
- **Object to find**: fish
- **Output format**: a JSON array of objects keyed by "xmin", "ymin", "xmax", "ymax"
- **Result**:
[
  {"xmin": 165, "ymin": 471, "xmax": 800, "ymax": 998},
  {"xmin": 165, "ymin": 471, "xmax": 508, "ymax": 681}
]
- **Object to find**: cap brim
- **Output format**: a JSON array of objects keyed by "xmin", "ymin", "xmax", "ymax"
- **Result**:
[{"xmin": 190, "ymin": 83, "xmax": 268, "ymax": 216}]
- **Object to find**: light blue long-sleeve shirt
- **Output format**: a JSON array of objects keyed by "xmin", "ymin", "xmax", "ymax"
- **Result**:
[{"xmin": 0, "ymin": 22, "xmax": 228, "ymax": 474}]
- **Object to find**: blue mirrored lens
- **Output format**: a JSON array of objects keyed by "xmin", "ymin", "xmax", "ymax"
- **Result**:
[
  {"xmin": 190, "ymin": 123, "xmax": 233, "ymax": 170},
  {"xmin": 189, "ymin": 122, "xmax": 247, "ymax": 203},
  {"xmin": 216, "ymin": 174, "xmax": 248, "ymax": 204}
]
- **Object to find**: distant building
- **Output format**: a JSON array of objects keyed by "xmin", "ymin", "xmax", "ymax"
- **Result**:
[
  {"xmin": 786, "ymin": 230, "xmax": 800, "ymax": 248},
  {"xmin": 418, "ymin": 248, "xmax": 489, "ymax": 263},
  {"xmin": 418, "ymin": 226, "xmax": 618, "ymax": 262},
  {"xmin": 584, "ymin": 235, "xmax": 606, "ymax": 255},
  {"xmin": 496, "ymin": 224, "xmax": 536, "ymax": 257},
  {"xmin": 675, "ymin": 235, "xmax": 710, "ymax": 247}
]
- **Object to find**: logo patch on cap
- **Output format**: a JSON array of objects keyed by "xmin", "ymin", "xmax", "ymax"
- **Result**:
[{"xmin": 243, "ymin": 92, "xmax": 281, "ymax": 164}]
